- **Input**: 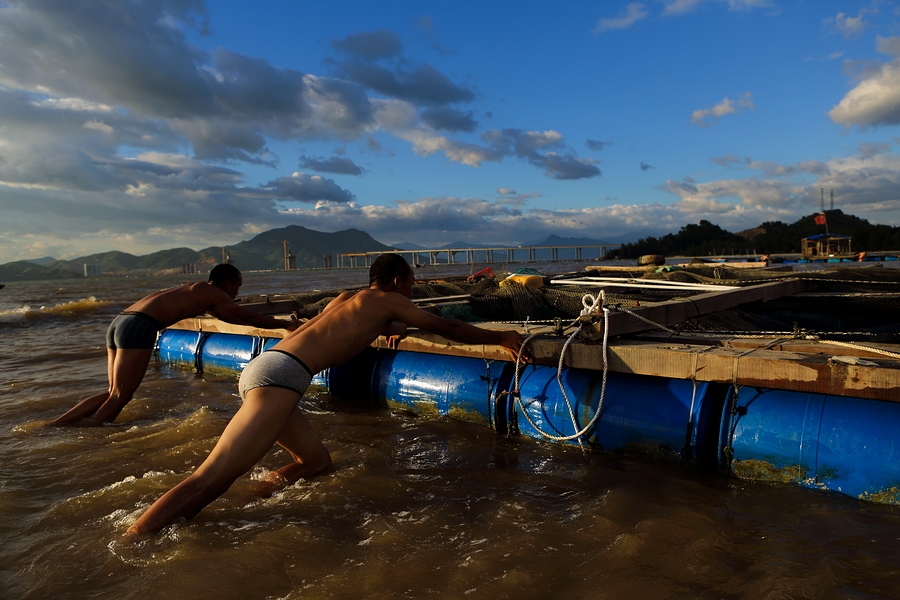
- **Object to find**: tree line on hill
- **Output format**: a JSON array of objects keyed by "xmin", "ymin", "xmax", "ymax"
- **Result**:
[{"xmin": 607, "ymin": 210, "xmax": 900, "ymax": 259}]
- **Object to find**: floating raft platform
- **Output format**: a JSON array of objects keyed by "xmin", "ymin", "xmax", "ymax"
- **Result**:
[{"xmin": 157, "ymin": 264, "xmax": 900, "ymax": 505}]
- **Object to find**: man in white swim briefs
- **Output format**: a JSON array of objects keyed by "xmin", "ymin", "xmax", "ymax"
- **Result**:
[
  {"xmin": 50, "ymin": 264, "xmax": 297, "ymax": 426},
  {"xmin": 126, "ymin": 253, "xmax": 529, "ymax": 536}
]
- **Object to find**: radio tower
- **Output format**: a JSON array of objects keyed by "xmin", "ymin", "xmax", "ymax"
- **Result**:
[
  {"xmin": 830, "ymin": 189, "xmax": 834, "ymax": 211},
  {"xmin": 820, "ymin": 188, "xmax": 825, "ymax": 213}
]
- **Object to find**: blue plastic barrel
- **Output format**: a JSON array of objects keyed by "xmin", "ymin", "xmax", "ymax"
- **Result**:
[
  {"xmin": 721, "ymin": 387, "xmax": 900, "ymax": 503},
  {"xmin": 199, "ymin": 332, "xmax": 261, "ymax": 373},
  {"xmin": 156, "ymin": 329, "xmax": 206, "ymax": 370},
  {"xmin": 513, "ymin": 365, "xmax": 723, "ymax": 463},
  {"xmin": 325, "ymin": 347, "xmax": 379, "ymax": 402},
  {"xmin": 372, "ymin": 350, "xmax": 510, "ymax": 427}
]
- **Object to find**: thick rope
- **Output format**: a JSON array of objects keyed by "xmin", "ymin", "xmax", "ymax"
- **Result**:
[{"xmin": 511, "ymin": 292, "xmax": 610, "ymax": 445}]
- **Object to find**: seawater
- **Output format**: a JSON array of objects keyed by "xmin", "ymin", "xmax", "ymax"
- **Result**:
[{"xmin": 2, "ymin": 265, "xmax": 900, "ymax": 599}]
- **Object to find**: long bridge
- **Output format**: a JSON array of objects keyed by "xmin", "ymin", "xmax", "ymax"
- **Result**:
[{"xmin": 337, "ymin": 244, "xmax": 620, "ymax": 269}]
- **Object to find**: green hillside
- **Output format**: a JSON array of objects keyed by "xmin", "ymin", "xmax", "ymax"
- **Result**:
[
  {"xmin": 0, "ymin": 225, "xmax": 393, "ymax": 281},
  {"xmin": 609, "ymin": 210, "xmax": 900, "ymax": 259},
  {"xmin": 215, "ymin": 225, "xmax": 393, "ymax": 271}
]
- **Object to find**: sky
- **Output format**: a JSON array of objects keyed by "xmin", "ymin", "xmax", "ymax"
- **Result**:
[{"xmin": 2, "ymin": 0, "xmax": 900, "ymax": 263}]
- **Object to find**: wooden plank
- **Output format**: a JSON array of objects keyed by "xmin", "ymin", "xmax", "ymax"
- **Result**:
[
  {"xmin": 550, "ymin": 277, "xmax": 736, "ymax": 291},
  {"xmin": 585, "ymin": 265, "xmax": 657, "ymax": 273},
  {"xmin": 234, "ymin": 298, "xmax": 303, "ymax": 315},
  {"xmin": 629, "ymin": 331, "xmax": 900, "ymax": 360},
  {"xmin": 675, "ymin": 261, "xmax": 769, "ymax": 269},
  {"xmin": 166, "ymin": 316, "xmax": 293, "ymax": 337},
  {"xmin": 373, "ymin": 328, "xmax": 900, "ymax": 402},
  {"xmin": 164, "ymin": 316, "xmax": 900, "ymax": 401},
  {"xmin": 579, "ymin": 278, "xmax": 810, "ymax": 341}
]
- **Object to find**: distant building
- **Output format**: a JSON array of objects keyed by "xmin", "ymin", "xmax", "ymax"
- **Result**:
[
  {"xmin": 83, "ymin": 263, "xmax": 101, "ymax": 277},
  {"xmin": 800, "ymin": 233, "xmax": 853, "ymax": 259}
]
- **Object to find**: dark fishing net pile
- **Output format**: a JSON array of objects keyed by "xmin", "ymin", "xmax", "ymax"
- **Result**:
[
  {"xmin": 284, "ymin": 266, "xmax": 900, "ymax": 343},
  {"xmin": 656, "ymin": 265, "xmax": 900, "ymax": 341}
]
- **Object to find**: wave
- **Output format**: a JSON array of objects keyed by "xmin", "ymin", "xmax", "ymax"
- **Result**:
[{"xmin": 0, "ymin": 297, "xmax": 113, "ymax": 322}]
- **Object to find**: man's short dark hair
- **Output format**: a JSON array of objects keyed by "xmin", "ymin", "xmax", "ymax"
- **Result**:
[
  {"xmin": 369, "ymin": 253, "xmax": 412, "ymax": 286},
  {"xmin": 209, "ymin": 263, "xmax": 242, "ymax": 285}
]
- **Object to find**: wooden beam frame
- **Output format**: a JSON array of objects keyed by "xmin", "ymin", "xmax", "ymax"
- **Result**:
[{"xmin": 578, "ymin": 278, "xmax": 810, "ymax": 341}]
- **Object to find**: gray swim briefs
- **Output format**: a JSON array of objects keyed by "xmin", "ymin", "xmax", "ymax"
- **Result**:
[
  {"xmin": 239, "ymin": 349, "xmax": 314, "ymax": 401},
  {"xmin": 105, "ymin": 311, "xmax": 161, "ymax": 350}
]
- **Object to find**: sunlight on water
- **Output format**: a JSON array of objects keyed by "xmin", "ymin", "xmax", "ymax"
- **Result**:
[{"xmin": 0, "ymin": 296, "xmax": 112, "ymax": 322}]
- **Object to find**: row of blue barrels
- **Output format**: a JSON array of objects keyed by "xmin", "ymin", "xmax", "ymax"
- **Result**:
[{"xmin": 156, "ymin": 329, "xmax": 900, "ymax": 505}]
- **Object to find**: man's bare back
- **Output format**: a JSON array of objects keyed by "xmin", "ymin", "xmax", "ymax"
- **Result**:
[{"xmin": 128, "ymin": 281, "xmax": 244, "ymax": 329}]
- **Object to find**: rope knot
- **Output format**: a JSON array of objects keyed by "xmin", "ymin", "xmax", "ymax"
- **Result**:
[{"xmin": 580, "ymin": 292, "xmax": 602, "ymax": 316}]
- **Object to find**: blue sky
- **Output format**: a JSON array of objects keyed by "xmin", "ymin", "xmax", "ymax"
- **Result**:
[{"xmin": 1, "ymin": 0, "xmax": 899, "ymax": 263}]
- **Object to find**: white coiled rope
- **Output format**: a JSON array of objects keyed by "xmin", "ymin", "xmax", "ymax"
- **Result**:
[{"xmin": 511, "ymin": 291, "xmax": 611, "ymax": 450}]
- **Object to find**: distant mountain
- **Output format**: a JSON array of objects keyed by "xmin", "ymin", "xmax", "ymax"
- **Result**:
[
  {"xmin": 522, "ymin": 234, "xmax": 612, "ymax": 246},
  {"xmin": 219, "ymin": 225, "xmax": 393, "ymax": 271},
  {"xmin": 439, "ymin": 240, "xmax": 509, "ymax": 249},
  {"xmin": 25, "ymin": 256, "xmax": 57, "ymax": 266},
  {"xmin": 604, "ymin": 228, "xmax": 670, "ymax": 245},
  {"xmin": 0, "ymin": 260, "xmax": 84, "ymax": 281},
  {"xmin": 390, "ymin": 242, "xmax": 428, "ymax": 250},
  {"xmin": 0, "ymin": 225, "xmax": 393, "ymax": 282}
]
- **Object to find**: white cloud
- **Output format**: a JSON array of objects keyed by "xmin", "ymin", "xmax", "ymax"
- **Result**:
[
  {"xmin": 876, "ymin": 36, "xmax": 900, "ymax": 56},
  {"xmin": 593, "ymin": 3, "xmax": 649, "ymax": 33},
  {"xmin": 828, "ymin": 58, "xmax": 900, "ymax": 127},
  {"xmin": 691, "ymin": 92, "xmax": 755, "ymax": 127},
  {"xmin": 831, "ymin": 11, "xmax": 867, "ymax": 39},
  {"xmin": 662, "ymin": 0, "xmax": 774, "ymax": 17}
]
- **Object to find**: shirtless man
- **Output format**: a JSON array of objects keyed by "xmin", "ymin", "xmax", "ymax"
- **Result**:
[
  {"xmin": 126, "ymin": 253, "xmax": 528, "ymax": 536},
  {"xmin": 50, "ymin": 263, "xmax": 297, "ymax": 426}
]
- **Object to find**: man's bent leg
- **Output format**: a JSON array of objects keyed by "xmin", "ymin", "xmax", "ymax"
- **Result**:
[
  {"xmin": 270, "ymin": 407, "xmax": 332, "ymax": 484},
  {"xmin": 126, "ymin": 387, "xmax": 301, "ymax": 536},
  {"xmin": 90, "ymin": 348, "xmax": 154, "ymax": 423},
  {"xmin": 48, "ymin": 348, "xmax": 117, "ymax": 426}
]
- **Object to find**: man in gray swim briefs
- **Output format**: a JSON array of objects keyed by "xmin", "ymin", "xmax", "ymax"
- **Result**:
[
  {"xmin": 50, "ymin": 264, "xmax": 297, "ymax": 426},
  {"xmin": 126, "ymin": 253, "xmax": 530, "ymax": 536},
  {"xmin": 238, "ymin": 349, "xmax": 315, "ymax": 402}
]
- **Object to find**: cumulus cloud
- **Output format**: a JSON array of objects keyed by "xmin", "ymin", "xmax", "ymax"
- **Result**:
[
  {"xmin": 264, "ymin": 172, "xmax": 356, "ymax": 203},
  {"xmin": 691, "ymin": 92, "xmax": 755, "ymax": 127},
  {"xmin": 829, "ymin": 47, "xmax": 900, "ymax": 127},
  {"xmin": 331, "ymin": 30, "xmax": 404, "ymax": 61},
  {"xmin": 876, "ymin": 35, "xmax": 900, "ymax": 56},
  {"xmin": 328, "ymin": 31, "xmax": 475, "ymax": 106},
  {"xmin": 658, "ymin": 149, "xmax": 900, "ymax": 226},
  {"xmin": 420, "ymin": 107, "xmax": 478, "ymax": 132},
  {"xmin": 662, "ymin": 0, "xmax": 775, "ymax": 16},
  {"xmin": 299, "ymin": 155, "xmax": 365, "ymax": 175},
  {"xmin": 483, "ymin": 129, "xmax": 601, "ymax": 180},
  {"xmin": 825, "ymin": 11, "xmax": 867, "ymax": 39},
  {"xmin": 593, "ymin": 3, "xmax": 649, "ymax": 33},
  {"xmin": 278, "ymin": 195, "xmax": 682, "ymax": 247}
]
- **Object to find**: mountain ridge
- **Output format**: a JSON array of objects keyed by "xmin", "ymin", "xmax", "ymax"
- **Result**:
[{"xmin": 3, "ymin": 211, "xmax": 899, "ymax": 282}]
